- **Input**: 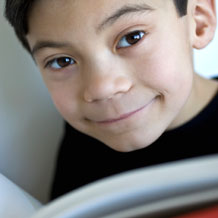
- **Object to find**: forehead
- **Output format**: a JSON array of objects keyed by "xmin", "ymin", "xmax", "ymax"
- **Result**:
[
  {"xmin": 31, "ymin": 0, "xmax": 167, "ymax": 12},
  {"xmin": 29, "ymin": 0, "xmax": 172, "ymax": 27},
  {"xmin": 27, "ymin": 0, "xmax": 176, "ymax": 50}
]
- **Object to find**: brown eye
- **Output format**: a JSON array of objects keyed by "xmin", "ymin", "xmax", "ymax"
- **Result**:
[
  {"xmin": 117, "ymin": 30, "xmax": 145, "ymax": 48},
  {"xmin": 57, "ymin": 57, "xmax": 72, "ymax": 67},
  {"xmin": 46, "ymin": 57, "xmax": 75, "ymax": 69}
]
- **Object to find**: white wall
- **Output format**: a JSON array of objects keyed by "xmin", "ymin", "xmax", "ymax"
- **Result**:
[
  {"xmin": 0, "ymin": 2, "xmax": 63, "ymax": 203},
  {"xmin": 0, "ymin": 1, "xmax": 218, "ymax": 204}
]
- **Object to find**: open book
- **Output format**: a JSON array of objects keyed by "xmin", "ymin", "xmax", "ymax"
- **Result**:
[
  {"xmin": 1, "ymin": 154, "xmax": 218, "ymax": 218},
  {"xmin": 0, "ymin": 173, "xmax": 41, "ymax": 218}
]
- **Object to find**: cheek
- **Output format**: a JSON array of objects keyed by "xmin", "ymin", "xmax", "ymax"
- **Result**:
[
  {"xmin": 52, "ymin": 93, "xmax": 71, "ymax": 115},
  {"xmin": 40, "ymin": 70, "xmax": 85, "ymax": 120},
  {"xmin": 45, "ymin": 82, "xmax": 81, "ymax": 122},
  {"xmin": 132, "ymin": 37, "xmax": 193, "ymax": 95}
]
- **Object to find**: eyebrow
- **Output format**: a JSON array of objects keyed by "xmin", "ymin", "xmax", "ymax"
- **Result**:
[
  {"xmin": 31, "ymin": 3, "xmax": 155, "ymax": 56},
  {"xmin": 97, "ymin": 3, "xmax": 155, "ymax": 32},
  {"xmin": 31, "ymin": 41, "xmax": 72, "ymax": 56}
]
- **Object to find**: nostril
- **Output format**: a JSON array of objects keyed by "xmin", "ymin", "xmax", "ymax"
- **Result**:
[
  {"xmin": 83, "ymin": 76, "xmax": 132, "ymax": 103},
  {"xmin": 115, "ymin": 77, "xmax": 133, "ymax": 93},
  {"xmin": 83, "ymin": 92, "xmax": 94, "ymax": 103}
]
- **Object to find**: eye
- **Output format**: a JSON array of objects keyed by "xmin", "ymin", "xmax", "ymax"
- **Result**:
[
  {"xmin": 117, "ymin": 30, "xmax": 146, "ymax": 49},
  {"xmin": 46, "ymin": 57, "xmax": 75, "ymax": 70}
]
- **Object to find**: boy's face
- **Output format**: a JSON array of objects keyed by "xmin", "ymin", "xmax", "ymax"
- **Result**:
[{"xmin": 27, "ymin": 0, "xmax": 195, "ymax": 152}]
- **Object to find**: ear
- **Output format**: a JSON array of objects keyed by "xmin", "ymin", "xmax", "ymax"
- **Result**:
[{"xmin": 190, "ymin": 0, "xmax": 217, "ymax": 49}]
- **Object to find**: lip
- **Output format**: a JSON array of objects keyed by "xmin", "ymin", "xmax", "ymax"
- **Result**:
[{"xmin": 95, "ymin": 99, "xmax": 154, "ymax": 125}]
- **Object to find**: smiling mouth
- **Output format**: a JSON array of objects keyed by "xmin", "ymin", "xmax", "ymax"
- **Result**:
[{"xmin": 95, "ymin": 99, "xmax": 155, "ymax": 125}]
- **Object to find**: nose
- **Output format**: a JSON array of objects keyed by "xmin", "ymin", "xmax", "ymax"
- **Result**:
[{"xmin": 83, "ymin": 65, "xmax": 132, "ymax": 103}]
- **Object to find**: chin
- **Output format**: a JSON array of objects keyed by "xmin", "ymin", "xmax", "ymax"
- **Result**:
[
  {"xmin": 103, "ymin": 128, "xmax": 165, "ymax": 153},
  {"xmin": 105, "ymin": 138, "xmax": 154, "ymax": 153}
]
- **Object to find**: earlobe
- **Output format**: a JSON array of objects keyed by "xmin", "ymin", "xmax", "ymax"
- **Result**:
[{"xmin": 191, "ymin": 0, "xmax": 217, "ymax": 49}]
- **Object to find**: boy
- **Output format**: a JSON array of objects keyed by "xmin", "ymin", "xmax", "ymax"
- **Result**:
[{"xmin": 5, "ymin": 0, "xmax": 218, "ymax": 200}]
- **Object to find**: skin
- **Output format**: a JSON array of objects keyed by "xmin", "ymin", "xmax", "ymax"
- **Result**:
[{"xmin": 27, "ymin": 0, "xmax": 218, "ymax": 152}]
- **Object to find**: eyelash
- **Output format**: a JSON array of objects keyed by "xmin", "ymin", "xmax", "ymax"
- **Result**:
[
  {"xmin": 45, "ymin": 56, "xmax": 75, "ymax": 70},
  {"xmin": 45, "ymin": 30, "xmax": 146, "ymax": 70},
  {"xmin": 116, "ymin": 30, "xmax": 146, "ymax": 49}
]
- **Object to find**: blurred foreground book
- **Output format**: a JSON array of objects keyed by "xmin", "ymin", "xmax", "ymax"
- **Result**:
[{"xmin": 0, "ymin": 154, "xmax": 218, "ymax": 218}]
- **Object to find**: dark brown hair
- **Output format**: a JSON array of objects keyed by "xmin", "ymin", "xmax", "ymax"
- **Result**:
[{"xmin": 4, "ymin": 0, "xmax": 188, "ymax": 53}]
